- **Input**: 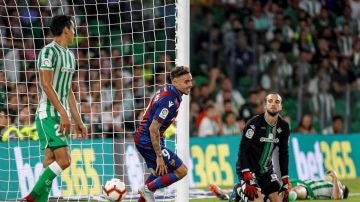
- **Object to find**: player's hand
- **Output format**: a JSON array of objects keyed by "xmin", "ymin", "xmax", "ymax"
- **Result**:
[
  {"xmin": 279, "ymin": 176, "xmax": 291, "ymax": 202},
  {"xmin": 74, "ymin": 123, "xmax": 87, "ymax": 139},
  {"xmin": 327, "ymin": 169, "xmax": 337, "ymax": 179},
  {"xmin": 243, "ymin": 171, "xmax": 260, "ymax": 200},
  {"xmin": 155, "ymin": 156, "xmax": 168, "ymax": 176},
  {"xmin": 59, "ymin": 113, "xmax": 71, "ymax": 135}
]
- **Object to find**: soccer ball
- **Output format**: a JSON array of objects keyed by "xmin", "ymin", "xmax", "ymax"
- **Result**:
[{"xmin": 103, "ymin": 178, "xmax": 127, "ymax": 201}]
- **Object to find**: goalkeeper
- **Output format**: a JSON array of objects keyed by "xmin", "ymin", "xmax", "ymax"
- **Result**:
[{"xmin": 230, "ymin": 93, "xmax": 290, "ymax": 202}]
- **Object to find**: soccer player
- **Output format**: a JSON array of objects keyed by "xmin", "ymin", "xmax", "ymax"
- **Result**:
[
  {"xmin": 290, "ymin": 170, "xmax": 349, "ymax": 200},
  {"xmin": 134, "ymin": 66, "xmax": 192, "ymax": 202},
  {"xmin": 22, "ymin": 15, "xmax": 87, "ymax": 202},
  {"xmin": 231, "ymin": 93, "xmax": 290, "ymax": 202}
]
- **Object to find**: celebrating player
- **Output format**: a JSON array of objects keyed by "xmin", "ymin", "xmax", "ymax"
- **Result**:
[
  {"xmin": 22, "ymin": 15, "xmax": 87, "ymax": 202},
  {"xmin": 231, "ymin": 93, "xmax": 290, "ymax": 202},
  {"xmin": 290, "ymin": 170, "xmax": 349, "ymax": 200},
  {"xmin": 134, "ymin": 66, "xmax": 192, "ymax": 202}
]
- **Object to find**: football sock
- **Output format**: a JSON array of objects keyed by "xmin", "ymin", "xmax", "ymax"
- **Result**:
[
  {"xmin": 29, "ymin": 161, "xmax": 62, "ymax": 198},
  {"xmin": 145, "ymin": 173, "xmax": 157, "ymax": 184},
  {"xmin": 147, "ymin": 173, "xmax": 180, "ymax": 191},
  {"xmin": 36, "ymin": 184, "xmax": 52, "ymax": 202},
  {"xmin": 37, "ymin": 168, "xmax": 52, "ymax": 202}
]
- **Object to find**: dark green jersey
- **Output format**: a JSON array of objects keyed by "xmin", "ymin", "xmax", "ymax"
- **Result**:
[{"xmin": 36, "ymin": 41, "xmax": 76, "ymax": 119}]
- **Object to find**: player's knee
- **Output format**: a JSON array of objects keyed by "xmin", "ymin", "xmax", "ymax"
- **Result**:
[
  {"xmin": 57, "ymin": 158, "xmax": 71, "ymax": 169},
  {"xmin": 175, "ymin": 164, "xmax": 187, "ymax": 179}
]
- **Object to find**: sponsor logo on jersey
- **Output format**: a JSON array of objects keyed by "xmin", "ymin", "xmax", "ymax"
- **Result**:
[
  {"xmin": 260, "ymin": 133, "xmax": 279, "ymax": 143},
  {"xmin": 43, "ymin": 58, "xmax": 51, "ymax": 67},
  {"xmin": 61, "ymin": 66, "xmax": 75, "ymax": 73},
  {"xmin": 168, "ymin": 101, "xmax": 174, "ymax": 107},
  {"xmin": 245, "ymin": 128, "xmax": 254, "ymax": 139},
  {"xmin": 277, "ymin": 127, "xmax": 282, "ymax": 133},
  {"xmin": 159, "ymin": 108, "xmax": 169, "ymax": 119}
]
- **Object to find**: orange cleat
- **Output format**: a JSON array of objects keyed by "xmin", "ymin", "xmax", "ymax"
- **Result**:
[{"xmin": 209, "ymin": 184, "xmax": 230, "ymax": 200}]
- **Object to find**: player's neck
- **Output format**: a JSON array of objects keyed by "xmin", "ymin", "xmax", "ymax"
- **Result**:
[
  {"xmin": 264, "ymin": 112, "xmax": 277, "ymax": 126},
  {"xmin": 54, "ymin": 37, "xmax": 69, "ymax": 48}
]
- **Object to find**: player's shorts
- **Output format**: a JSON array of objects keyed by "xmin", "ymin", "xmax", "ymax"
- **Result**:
[
  {"xmin": 36, "ymin": 116, "xmax": 68, "ymax": 150},
  {"xmin": 136, "ymin": 145, "xmax": 183, "ymax": 172},
  {"xmin": 256, "ymin": 171, "xmax": 281, "ymax": 196}
]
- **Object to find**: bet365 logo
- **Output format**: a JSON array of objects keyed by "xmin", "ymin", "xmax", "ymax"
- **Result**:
[{"xmin": 292, "ymin": 137, "xmax": 356, "ymax": 179}]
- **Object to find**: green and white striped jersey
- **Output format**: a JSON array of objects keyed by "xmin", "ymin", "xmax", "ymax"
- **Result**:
[
  {"xmin": 291, "ymin": 179, "xmax": 333, "ymax": 199},
  {"xmin": 36, "ymin": 41, "xmax": 76, "ymax": 119}
]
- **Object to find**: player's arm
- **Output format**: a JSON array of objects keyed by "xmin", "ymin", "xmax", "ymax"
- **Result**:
[
  {"xmin": 278, "ymin": 122, "xmax": 290, "ymax": 177},
  {"xmin": 149, "ymin": 119, "xmax": 168, "ymax": 175},
  {"xmin": 328, "ymin": 170, "xmax": 343, "ymax": 200},
  {"xmin": 278, "ymin": 121, "xmax": 291, "ymax": 200},
  {"xmin": 40, "ymin": 70, "xmax": 71, "ymax": 134},
  {"xmin": 149, "ymin": 119, "xmax": 163, "ymax": 157},
  {"xmin": 237, "ymin": 118, "xmax": 261, "ymax": 200},
  {"xmin": 68, "ymin": 86, "xmax": 87, "ymax": 138},
  {"xmin": 237, "ymin": 120, "xmax": 255, "ymax": 177}
]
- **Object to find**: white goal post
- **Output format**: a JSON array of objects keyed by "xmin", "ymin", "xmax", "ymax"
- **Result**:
[{"xmin": 175, "ymin": 0, "xmax": 190, "ymax": 201}]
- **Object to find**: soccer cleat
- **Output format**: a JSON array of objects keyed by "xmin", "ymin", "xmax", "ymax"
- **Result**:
[
  {"xmin": 209, "ymin": 183, "xmax": 230, "ymax": 200},
  {"xmin": 138, "ymin": 185, "xmax": 155, "ymax": 202},
  {"xmin": 138, "ymin": 196, "xmax": 146, "ymax": 202},
  {"xmin": 20, "ymin": 195, "xmax": 36, "ymax": 202}
]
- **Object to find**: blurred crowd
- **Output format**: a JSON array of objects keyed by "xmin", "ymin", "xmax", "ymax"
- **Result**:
[
  {"xmin": 1, "ymin": 0, "xmax": 360, "ymax": 141},
  {"xmin": 189, "ymin": 0, "xmax": 360, "ymax": 137},
  {"xmin": 0, "ymin": 0, "xmax": 177, "ymax": 140}
]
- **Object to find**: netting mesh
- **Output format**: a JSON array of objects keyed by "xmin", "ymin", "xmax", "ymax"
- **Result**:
[{"xmin": 0, "ymin": 0, "xmax": 178, "ymax": 200}]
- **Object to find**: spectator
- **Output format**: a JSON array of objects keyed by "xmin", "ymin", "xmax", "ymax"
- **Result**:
[
  {"xmin": 309, "ymin": 70, "xmax": 336, "ymax": 130},
  {"xmin": 295, "ymin": 114, "xmax": 317, "ymax": 134},
  {"xmin": 322, "ymin": 115, "xmax": 344, "ymax": 135},
  {"xmin": 0, "ymin": 109, "xmax": 21, "ymax": 141},
  {"xmin": 198, "ymin": 104, "xmax": 222, "ymax": 137},
  {"xmin": 222, "ymin": 111, "xmax": 240, "ymax": 135},
  {"xmin": 190, "ymin": 101, "xmax": 200, "ymax": 137},
  {"xmin": 102, "ymin": 101, "xmax": 124, "ymax": 138},
  {"xmin": 238, "ymin": 89, "xmax": 260, "ymax": 122},
  {"xmin": 331, "ymin": 57, "xmax": 357, "ymax": 98},
  {"xmin": 216, "ymin": 77, "xmax": 245, "ymax": 112}
]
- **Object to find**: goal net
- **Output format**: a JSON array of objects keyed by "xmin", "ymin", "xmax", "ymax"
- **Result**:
[{"xmin": 0, "ymin": 0, "xmax": 185, "ymax": 201}]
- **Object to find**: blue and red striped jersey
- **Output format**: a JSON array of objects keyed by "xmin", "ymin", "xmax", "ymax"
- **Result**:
[{"xmin": 134, "ymin": 84, "xmax": 182, "ymax": 148}]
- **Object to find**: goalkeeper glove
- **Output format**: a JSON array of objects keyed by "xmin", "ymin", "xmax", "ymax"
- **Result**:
[
  {"xmin": 243, "ymin": 171, "xmax": 260, "ymax": 201},
  {"xmin": 279, "ymin": 176, "xmax": 291, "ymax": 202}
]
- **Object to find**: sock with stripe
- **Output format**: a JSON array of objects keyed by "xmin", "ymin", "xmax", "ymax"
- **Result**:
[
  {"xmin": 29, "ymin": 161, "xmax": 62, "ymax": 199},
  {"xmin": 146, "ymin": 173, "xmax": 180, "ymax": 191}
]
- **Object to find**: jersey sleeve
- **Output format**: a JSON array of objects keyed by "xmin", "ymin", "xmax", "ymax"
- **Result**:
[
  {"xmin": 153, "ymin": 95, "xmax": 177, "ymax": 123},
  {"xmin": 279, "ymin": 121, "xmax": 290, "ymax": 177},
  {"xmin": 236, "ymin": 118, "xmax": 256, "ymax": 179},
  {"xmin": 37, "ymin": 47, "xmax": 57, "ymax": 70}
]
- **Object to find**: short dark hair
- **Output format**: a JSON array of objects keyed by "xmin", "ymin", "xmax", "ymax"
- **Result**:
[
  {"xmin": 170, "ymin": 66, "xmax": 190, "ymax": 80},
  {"xmin": 332, "ymin": 115, "xmax": 343, "ymax": 122},
  {"xmin": 343, "ymin": 185, "xmax": 349, "ymax": 199},
  {"xmin": 50, "ymin": 15, "xmax": 73, "ymax": 36}
]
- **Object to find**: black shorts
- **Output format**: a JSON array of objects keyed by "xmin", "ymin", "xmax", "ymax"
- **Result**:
[
  {"xmin": 256, "ymin": 171, "xmax": 281, "ymax": 196},
  {"xmin": 239, "ymin": 171, "xmax": 281, "ymax": 198}
]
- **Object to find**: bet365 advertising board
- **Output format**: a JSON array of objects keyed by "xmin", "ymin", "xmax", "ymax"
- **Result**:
[{"xmin": 0, "ymin": 134, "xmax": 359, "ymax": 199}]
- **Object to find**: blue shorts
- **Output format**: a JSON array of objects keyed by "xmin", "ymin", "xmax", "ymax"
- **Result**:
[{"xmin": 136, "ymin": 145, "xmax": 183, "ymax": 172}]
